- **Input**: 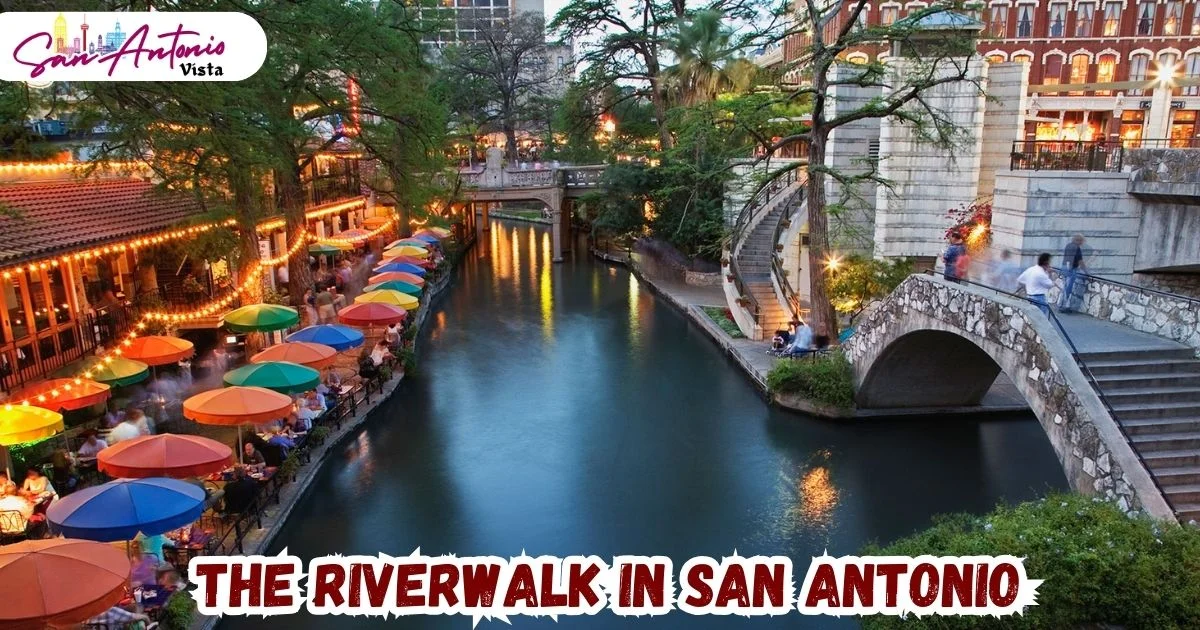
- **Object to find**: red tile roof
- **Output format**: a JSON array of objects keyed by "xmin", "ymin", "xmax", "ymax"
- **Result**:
[{"xmin": 0, "ymin": 178, "xmax": 203, "ymax": 265}]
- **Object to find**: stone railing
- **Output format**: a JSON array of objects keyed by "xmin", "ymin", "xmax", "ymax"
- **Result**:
[
  {"xmin": 1125, "ymin": 147, "xmax": 1200, "ymax": 184},
  {"xmin": 1050, "ymin": 271, "xmax": 1200, "ymax": 355},
  {"xmin": 563, "ymin": 166, "xmax": 606, "ymax": 188},
  {"xmin": 458, "ymin": 165, "xmax": 606, "ymax": 190},
  {"xmin": 846, "ymin": 274, "xmax": 1173, "ymax": 520}
]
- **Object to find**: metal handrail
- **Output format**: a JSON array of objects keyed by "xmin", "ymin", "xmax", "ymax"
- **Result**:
[
  {"xmin": 769, "ymin": 182, "xmax": 806, "ymax": 321},
  {"xmin": 725, "ymin": 168, "xmax": 803, "ymax": 319},
  {"xmin": 923, "ymin": 269, "xmax": 1170, "ymax": 505},
  {"xmin": 1056, "ymin": 267, "xmax": 1200, "ymax": 308}
]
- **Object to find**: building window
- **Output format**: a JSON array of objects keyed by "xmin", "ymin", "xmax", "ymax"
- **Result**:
[
  {"xmin": 1049, "ymin": 3, "xmax": 1067, "ymax": 37},
  {"xmin": 989, "ymin": 5, "xmax": 1008, "ymax": 37},
  {"xmin": 881, "ymin": 5, "xmax": 899, "ymax": 25},
  {"xmin": 1096, "ymin": 53, "xmax": 1117, "ymax": 95},
  {"xmin": 1013, "ymin": 53, "xmax": 1032, "ymax": 64},
  {"xmin": 1076, "ymin": 2, "xmax": 1095, "ymax": 36},
  {"xmin": 1169, "ymin": 110, "xmax": 1196, "ymax": 147},
  {"xmin": 1136, "ymin": 1, "xmax": 1154, "ymax": 35},
  {"xmin": 1193, "ymin": 6, "xmax": 1200, "ymax": 34},
  {"xmin": 988, "ymin": 53, "xmax": 1005, "ymax": 63},
  {"xmin": 1069, "ymin": 54, "xmax": 1090, "ymax": 92},
  {"xmin": 1103, "ymin": 1, "xmax": 1121, "ymax": 36},
  {"xmin": 1121, "ymin": 110, "xmax": 1145, "ymax": 146},
  {"xmin": 1163, "ymin": 1, "xmax": 1182, "ymax": 35},
  {"xmin": 1016, "ymin": 5, "xmax": 1033, "ymax": 37},
  {"xmin": 1129, "ymin": 54, "xmax": 1150, "ymax": 96},
  {"xmin": 1043, "ymin": 54, "xmax": 1063, "ymax": 84},
  {"xmin": 1185, "ymin": 53, "xmax": 1200, "ymax": 96}
]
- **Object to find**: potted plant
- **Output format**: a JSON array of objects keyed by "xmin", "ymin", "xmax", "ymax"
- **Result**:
[
  {"xmin": 726, "ymin": 274, "xmax": 735, "ymax": 282},
  {"xmin": 775, "ymin": 243, "xmax": 785, "ymax": 252},
  {"xmin": 721, "ymin": 258, "xmax": 730, "ymax": 267}
]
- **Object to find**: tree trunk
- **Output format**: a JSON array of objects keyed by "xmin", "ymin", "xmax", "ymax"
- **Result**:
[
  {"xmin": 277, "ymin": 166, "xmax": 314, "ymax": 310},
  {"xmin": 805, "ymin": 131, "xmax": 838, "ymax": 339},
  {"xmin": 649, "ymin": 76, "xmax": 673, "ymax": 150},
  {"xmin": 504, "ymin": 121, "xmax": 519, "ymax": 163},
  {"xmin": 232, "ymin": 172, "xmax": 266, "ymax": 354}
]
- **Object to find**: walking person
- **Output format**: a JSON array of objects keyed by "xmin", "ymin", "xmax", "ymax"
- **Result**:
[
  {"xmin": 942, "ymin": 232, "xmax": 967, "ymax": 283},
  {"xmin": 1059, "ymin": 234, "xmax": 1088, "ymax": 312},
  {"xmin": 1017, "ymin": 253, "xmax": 1056, "ymax": 317},
  {"xmin": 989, "ymin": 249, "xmax": 1022, "ymax": 293}
]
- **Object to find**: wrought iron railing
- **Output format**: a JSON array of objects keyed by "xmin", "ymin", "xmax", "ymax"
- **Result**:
[
  {"xmin": 1010, "ymin": 140, "xmax": 1124, "ymax": 172},
  {"xmin": 725, "ymin": 167, "xmax": 803, "ymax": 320},
  {"xmin": 770, "ymin": 182, "xmax": 806, "ymax": 321}
]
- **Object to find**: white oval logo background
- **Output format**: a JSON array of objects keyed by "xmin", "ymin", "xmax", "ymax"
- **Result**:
[{"xmin": 0, "ymin": 12, "xmax": 267, "ymax": 81}]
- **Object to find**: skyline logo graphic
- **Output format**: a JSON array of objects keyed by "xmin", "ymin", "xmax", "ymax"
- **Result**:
[{"xmin": 0, "ymin": 12, "xmax": 267, "ymax": 82}]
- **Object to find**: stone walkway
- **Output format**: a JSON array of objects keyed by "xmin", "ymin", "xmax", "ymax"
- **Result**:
[{"xmin": 1057, "ymin": 311, "xmax": 1190, "ymax": 354}]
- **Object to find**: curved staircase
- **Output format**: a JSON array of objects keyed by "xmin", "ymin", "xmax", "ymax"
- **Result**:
[{"xmin": 725, "ymin": 170, "xmax": 806, "ymax": 340}]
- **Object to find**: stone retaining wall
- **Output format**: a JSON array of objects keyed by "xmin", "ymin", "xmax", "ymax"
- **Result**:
[
  {"xmin": 1052, "ymin": 275, "xmax": 1200, "ymax": 355},
  {"xmin": 684, "ymin": 270, "xmax": 722, "ymax": 287},
  {"xmin": 846, "ymin": 274, "xmax": 1174, "ymax": 521}
]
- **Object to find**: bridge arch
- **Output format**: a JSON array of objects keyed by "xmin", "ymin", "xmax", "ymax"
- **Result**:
[{"xmin": 845, "ymin": 274, "xmax": 1174, "ymax": 521}]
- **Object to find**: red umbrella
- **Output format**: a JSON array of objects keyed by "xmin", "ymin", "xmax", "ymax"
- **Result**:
[
  {"xmin": 0, "ymin": 538, "xmax": 130, "ymax": 629},
  {"xmin": 11, "ymin": 378, "xmax": 110, "ymax": 412},
  {"xmin": 121, "ymin": 335, "xmax": 195, "ymax": 366},
  {"xmin": 338, "ymin": 302, "xmax": 407, "ymax": 327},
  {"xmin": 97, "ymin": 434, "xmax": 234, "ymax": 479},
  {"xmin": 250, "ymin": 341, "xmax": 338, "ymax": 370}
]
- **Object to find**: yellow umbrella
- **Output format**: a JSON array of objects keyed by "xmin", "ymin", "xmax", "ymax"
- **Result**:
[
  {"xmin": 354, "ymin": 290, "xmax": 419, "ymax": 310},
  {"xmin": 383, "ymin": 245, "xmax": 430, "ymax": 260},
  {"xmin": 427, "ymin": 227, "xmax": 452, "ymax": 238},
  {"xmin": 0, "ymin": 406, "xmax": 64, "ymax": 445}
]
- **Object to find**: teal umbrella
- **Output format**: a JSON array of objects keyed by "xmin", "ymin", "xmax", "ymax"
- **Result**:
[
  {"xmin": 222, "ymin": 361, "xmax": 321, "ymax": 394},
  {"xmin": 222, "ymin": 304, "xmax": 300, "ymax": 333},
  {"xmin": 362, "ymin": 280, "xmax": 422, "ymax": 296}
]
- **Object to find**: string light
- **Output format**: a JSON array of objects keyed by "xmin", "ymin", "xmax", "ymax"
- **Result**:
[{"xmin": 7, "ymin": 215, "xmax": 397, "ymax": 407}]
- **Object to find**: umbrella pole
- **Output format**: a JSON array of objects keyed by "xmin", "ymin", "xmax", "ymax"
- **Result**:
[{"xmin": 238, "ymin": 429, "xmax": 244, "ymax": 465}]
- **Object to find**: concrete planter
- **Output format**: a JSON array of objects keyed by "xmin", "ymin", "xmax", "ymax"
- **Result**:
[{"xmin": 773, "ymin": 391, "xmax": 855, "ymax": 419}]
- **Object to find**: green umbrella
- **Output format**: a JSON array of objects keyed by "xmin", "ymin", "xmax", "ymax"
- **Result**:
[
  {"xmin": 79, "ymin": 356, "xmax": 150, "ymax": 387},
  {"xmin": 222, "ymin": 361, "xmax": 320, "ymax": 394},
  {"xmin": 222, "ymin": 304, "xmax": 300, "ymax": 333},
  {"xmin": 362, "ymin": 280, "xmax": 422, "ymax": 296},
  {"xmin": 308, "ymin": 243, "xmax": 341, "ymax": 256}
]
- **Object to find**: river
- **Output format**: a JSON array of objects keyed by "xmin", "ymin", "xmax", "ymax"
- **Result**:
[{"xmin": 225, "ymin": 220, "xmax": 1068, "ymax": 629}]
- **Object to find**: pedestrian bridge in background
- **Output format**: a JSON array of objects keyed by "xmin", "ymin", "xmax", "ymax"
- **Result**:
[
  {"xmin": 845, "ymin": 273, "xmax": 1200, "ymax": 525},
  {"xmin": 456, "ymin": 163, "xmax": 606, "ymax": 262}
]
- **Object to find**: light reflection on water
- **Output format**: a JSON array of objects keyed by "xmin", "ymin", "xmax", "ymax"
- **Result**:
[{"xmin": 239, "ymin": 219, "xmax": 1069, "ymax": 630}]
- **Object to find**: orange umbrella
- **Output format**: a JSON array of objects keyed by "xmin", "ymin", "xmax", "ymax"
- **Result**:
[
  {"xmin": 183, "ymin": 386, "xmax": 293, "ymax": 426},
  {"xmin": 250, "ymin": 342, "xmax": 338, "ymax": 370},
  {"xmin": 0, "ymin": 538, "xmax": 130, "ymax": 629},
  {"xmin": 11, "ymin": 378, "xmax": 110, "ymax": 412},
  {"xmin": 121, "ymin": 335, "xmax": 195, "ymax": 366},
  {"xmin": 369, "ymin": 271, "xmax": 425, "ymax": 287},
  {"xmin": 98, "ymin": 434, "xmax": 234, "ymax": 479},
  {"xmin": 362, "ymin": 216, "xmax": 390, "ymax": 228}
]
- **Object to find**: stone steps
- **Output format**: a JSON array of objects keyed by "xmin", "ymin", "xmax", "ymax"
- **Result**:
[
  {"xmin": 1094, "ymin": 373, "xmax": 1200, "ymax": 390},
  {"xmin": 1131, "ymin": 431, "xmax": 1200, "ymax": 452},
  {"xmin": 1105, "ymin": 387, "xmax": 1200, "ymax": 406},
  {"xmin": 1123, "ymin": 417, "xmax": 1200, "ymax": 436},
  {"xmin": 729, "ymin": 181, "xmax": 803, "ymax": 335}
]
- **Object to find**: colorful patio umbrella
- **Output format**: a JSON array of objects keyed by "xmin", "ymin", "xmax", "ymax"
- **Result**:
[
  {"xmin": 183, "ymin": 386, "xmax": 294, "ymax": 426},
  {"xmin": 427, "ymin": 226, "xmax": 452, "ymax": 238},
  {"xmin": 250, "ymin": 341, "xmax": 337, "ymax": 370},
  {"xmin": 47, "ymin": 478, "xmax": 206, "ymax": 542},
  {"xmin": 308, "ymin": 243, "xmax": 341, "ymax": 256},
  {"xmin": 362, "ymin": 216, "xmax": 391, "ymax": 228},
  {"xmin": 79, "ymin": 356, "xmax": 150, "ymax": 387},
  {"xmin": 383, "ymin": 245, "xmax": 430, "ymax": 259},
  {"xmin": 354, "ymin": 290, "xmax": 420, "ymax": 310},
  {"xmin": 122, "ymin": 335, "xmax": 195, "ymax": 366},
  {"xmin": 97, "ymin": 434, "xmax": 233, "ymax": 479},
  {"xmin": 338, "ymin": 229, "xmax": 370, "ymax": 240},
  {"xmin": 379, "ymin": 254, "xmax": 433, "ymax": 268},
  {"xmin": 222, "ymin": 303, "xmax": 300, "ymax": 333},
  {"xmin": 0, "ymin": 406, "xmax": 64, "ymax": 445},
  {"xmin": 286, "ymin": 324, "xmax": 365, "ymax": 351},
  {"xmin": 337, "ymin": 302, "xmax": 407, "ymax": 327},
  {"xmin": 0, "ymin": 539, "xmax": 130, "ymax": 628},
  {"xmin": 386, "ymin": 238, "xmax": 430, "ymax": 249},
  {"xmin": 411, "ymin": 234, "xmax": 440, "ymax": 244},
  {"xmin": 363, "ymin": 280, "xmax": 422, "ymax": 296},
  {"xmin": 11, "ymin": 378, "xmax": 110, "ymax": 412},
  {"xmin": 374, "ymin": 262, "xmax": 426, "ymax": 276},
  {"xmin": 369, "ymin": 271, "xmax": 425, "ymax": 287},
  {"xmin": 223, "ymin": 361, "xmax": 321, "ymax": 394}
]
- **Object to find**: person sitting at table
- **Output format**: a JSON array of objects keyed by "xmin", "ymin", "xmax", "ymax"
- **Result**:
[
  {"xmin": 129, "ymin": 540, "xmax": 160, "ymax": 587},
  {"xmin": 0, "ymin": 472, "xmax": 16, "ymax": 496},
  {"xmin": 108, "ymin": 410, "xmax": 144, "ymax": 445},
  {"xmin": 102, "ymin": 401, "xmax": 124, "ymax": 429},
  {"xmin": 85, "ymin": 604, "xmax": 151, "ymax": 629},
  {"xmin": 384, "ymin": 322, "xmax": 402, "ymax": 348},
  {"xmin": 19, "ymin": 468, "xmax": 56, "ymax": 503},
  {"xmin": 127, "ymin": 406, "xmax": 155, "ymax": 436},
  {"xmin": 285, "ymin": 412, "xmax": 309, "ymax": 435},
  {"xmin": 49, "ymin": 449, "xmax": 78, "ymax": 494},
  {"xmin": 242, "ymin": 442, "xmax": 267, "ymax": 472},
  {"xmin": 136, "ymin": 531, "xmax": 174, "ymax": 562},
  {"xmin": 222, "ymin": 467, "xmax": 259, "ymax": 514},
  {"xmin": 157, "ymin": 568, "xmax": 188, "ymax": 595},
  {"xmin": 305, "ymin": 388, "xmax": 327, "ymax": 413},
  {"xmin": 77, "ymin": 430, "xmax": 108, "ymax": 460},
  {"xmin": 265, "ymin": 426, "xmax": 296, "ymax": 457},
  {"xmin": 369, "ymin": 339, "xmax": 393, "ymax": 367}
]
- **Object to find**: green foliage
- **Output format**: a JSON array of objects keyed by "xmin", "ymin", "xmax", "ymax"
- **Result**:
[
  {"xmin": 261, "ymin": 288, "xmax": 290, "ymax": 306},
  {"xmin": 827, "ymin": 256, "xmax": 913, "ymax": 315},
  {"xmin": 308, "ymin": 425, "xmax": 331, "ymax": 443},
  {"xmin": 159, "ymin": 592, "xmax": 198, "ymax": 630},
  {"xmin": 766, "ymin": 351, "xmax": 855, "ymax": 410},
  {"xmin": 5, "ymin": 436, "xmax": 55, "ymax": 478},
  {"xmin": 863, "ymin": 493, "xmax": 1200, "ymax": 629},
  {"xmin": 279, "ymin": 453, "xmax": 301, "ymax": 480},
  {"xmin": 700, "ymin": 306, "xmax": 744, "ymax": 339},
  {"xmin": 395, "ymin": 346, "xmax": 417, "ymax": 376}
]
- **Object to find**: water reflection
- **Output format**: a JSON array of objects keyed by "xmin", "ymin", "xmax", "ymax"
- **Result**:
[{"xmin": 241, "ymin": 219, "xmax": 1069, "ymax": 630}]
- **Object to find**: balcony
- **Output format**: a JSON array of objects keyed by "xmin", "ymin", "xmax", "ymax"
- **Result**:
[{"xmin": 1010, "ymin": 140, "xmax": 1124, "ymax": 172}]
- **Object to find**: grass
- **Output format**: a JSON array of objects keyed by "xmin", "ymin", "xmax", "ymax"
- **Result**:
[{"xmin": 700, "ymin": 306, "xmax": 745, "ymax": 338}]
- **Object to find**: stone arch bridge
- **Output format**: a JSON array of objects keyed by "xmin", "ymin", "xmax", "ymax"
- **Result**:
[{"xmin": 844, "ymin": 273, "xmax": 1180, "ymax": 522}]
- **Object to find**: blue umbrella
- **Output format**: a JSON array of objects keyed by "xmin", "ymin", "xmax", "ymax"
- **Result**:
[
  {"xmin": 47, "ymin": 478, "xmax": 205, "ymax": 542},
  {"xmin": 412, "ymin": 234, "xmax": 439, "ymax": 244},
  {"xmin": 374, "ymin": 262, "xmax": 426, "ymax": 276},
  {"xmin": 286, "ymin": 324, "xmax": 365, "ymax": 351}
]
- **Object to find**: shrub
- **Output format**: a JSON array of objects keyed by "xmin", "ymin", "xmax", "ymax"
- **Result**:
[
  {"xmin": 278, "ymin": 453, "xmax": 301, "ymax": 480},
  {"xmin": 765, "ymin": 351, "xmax": 855, "ymax": 410},
  {"xmin": 308, "ymin": 425, "xmax": 331, "ymax": 444},
  {"xmin": 700, "ymin": 306, "xmax": 744, "ymax": 339},
  {"xmin": 159, "ymin": 591, "xmax": 197, "ymax": 630},
  {"xmin": 862, "ymin": 493, "xmax": 1200, "ymax": 629}
]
